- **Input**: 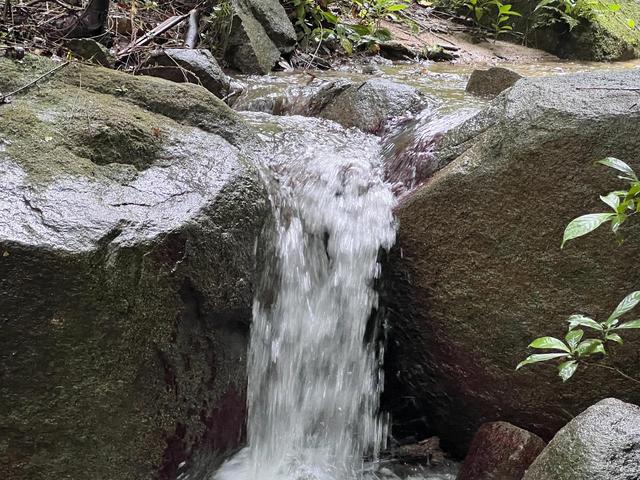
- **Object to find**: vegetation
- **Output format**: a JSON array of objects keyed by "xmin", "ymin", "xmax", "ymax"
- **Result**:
[
  {"xmin": 437, "ymin": 0, "xmax": 637, "ymax": 44},
  {"xmin": 532, "ymin": 0, "xmax": 636, "ymax": 32},
  {"xmin": 464, "ymin": 0, "xmax": 522, "ymax": 38},
  {"xmin": 518, "ymin": 158, "xmax": 640, "ymax": 383},
  {"xmin": 282, "ymin": 0, "xmax": 411, "ymax": 54}
]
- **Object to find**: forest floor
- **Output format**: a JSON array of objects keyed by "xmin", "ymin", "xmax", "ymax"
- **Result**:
[
  {"xmin": 1, "ymin": 1, "xmax": 559, "ymax": 72},
  {"xmin": 381, "ymin": 13, "xmax": 558, "ymax": 65}
]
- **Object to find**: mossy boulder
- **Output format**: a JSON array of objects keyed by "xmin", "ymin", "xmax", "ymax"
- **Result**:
[
  {"xmin": 384, "ymin": 69, "xmax": 640, "ymax": 454},
  {"xmin": 0, "ymin": 57, "xmax": 269, "ymax": 480},
  {"xmin": 519, "ymin": 0, "xmax": 640, "ymax": 60}
]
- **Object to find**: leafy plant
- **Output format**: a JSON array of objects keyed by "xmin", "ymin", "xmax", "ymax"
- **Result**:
[
  {"xmin": 464, "ymin": 0, "xmax": 522, "ymax": 38},
  {"xmin": 518, "ymin": 158, "xmax": 640, "ymax": 384},
  {"xmin": 282, "ymin": 0, "xmax": 406, "ymax": 55},
  {"xmin": 490, "ymin": 1, "xmax": 522, "ymax": 37},
  {"xmin": 353, "ymin": 0, "xmax": 412, "ymax": 29},
  {"xmin": 517, "ymin": 291, "xmax": 640, "ymax": 381},
  {"xmin": 532, "ymin": 0, "xmax": 633, "ymax": 32},
  {"xmin": 562, "ymin": 157, "xmax": 640, "ymax": 247},
  {"xmin": 202, "ymin": 0, "xmax": 234, "ymax": 58}
]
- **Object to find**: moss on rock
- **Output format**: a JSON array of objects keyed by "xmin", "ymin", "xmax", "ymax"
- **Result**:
[{"xmin": 0, "ymin": 55, "xmax": 268, "ymax": 480}]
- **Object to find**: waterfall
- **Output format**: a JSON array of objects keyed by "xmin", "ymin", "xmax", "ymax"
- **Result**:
[{"xmin": 214, "ymin": 113, "xmax": 397, "ymax": 480}]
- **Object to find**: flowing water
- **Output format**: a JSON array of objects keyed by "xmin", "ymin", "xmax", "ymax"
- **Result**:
[
  {"xmin": 212, "ymin": 57, "xmax": 639, "ymax": 480},
  {"xmin": 214, "ymin": 114, "xmax": 396, "ymax": 480}
]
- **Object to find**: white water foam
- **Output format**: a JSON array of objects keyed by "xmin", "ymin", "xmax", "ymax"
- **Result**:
[{"xmin": 213, "ymin": 114, "xmax": 396, "ymax": 480}]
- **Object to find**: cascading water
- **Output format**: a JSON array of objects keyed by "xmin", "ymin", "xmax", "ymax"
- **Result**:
[{"xmin": 214, "ymin": 113, "xmax": 397, "ymax": 480}]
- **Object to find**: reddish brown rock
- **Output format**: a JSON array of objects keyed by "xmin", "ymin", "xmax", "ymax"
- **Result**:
[{"xmin": 457, "ymin": 422, "xmax": 546, "ymax": 480}]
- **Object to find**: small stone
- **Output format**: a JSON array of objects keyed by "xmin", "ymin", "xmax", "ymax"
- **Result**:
[
  {"xmin": 138, "ymin": 48, "xmax": 239, "ymax": 101},
  {"xmin": 378, "ymin": 41, "xmax": 420, "ymax": 61},
  {"xmin": 423, "ymin": 44, "xmax": 457, "ymax": 62},
  {"xmin": 457, "ymin": 422, "xmax": 545, "ymax": 480},
  {"xmin": 465, "ymin": 67, "xmax": 522, "ymax": 97},
  {"xmin": 393, "ymin": 436, "xmax": 445, "ymax": 465},
  {"xmin": 362, "ymin": 63, "xmax": 383, "ymax": 75},
  {"xmin": 5, "ymin": 46, "xmax": 26, "ymax": 61},
  {"xmin": 67, "ymin": 38, "xmax": 115, "ymax": 67},
  {"xmin": 319, "ymin": 78, "xmax": 429, "ymax": 135}
]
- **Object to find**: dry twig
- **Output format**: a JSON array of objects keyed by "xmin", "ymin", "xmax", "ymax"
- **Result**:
[{"xmin": 0, "ymin": 60, "xmax": 70, "ymax": 104}]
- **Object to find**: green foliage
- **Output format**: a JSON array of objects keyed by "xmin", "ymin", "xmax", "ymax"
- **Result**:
[
  {"xmin": 533, "ymin": 0, "xmax": 604, "ymax": 31},
  {"xmin": 517, "ymin": 291, "xmax": 640, "ymax": 381},
  {"xmin": 353, "ymin": 0, "xmax": 412, "ymax": 28},
  {"xmin": 562, "ymin": 158, "xmax": 640, "ymax": 247},
  {"xmin": 283, "ymin": 0, "xmax": 410, "ymax": 54},
  {"xmin": 464, "ymin": 0, "xmax": 522, "ymax": 38},
  {"xmin": 531, "ymin": 0, "xmax": 638, "ymax": 35},
  {"xmin": 202, "ymin": 1, "xmax": 234, "ymax": 58},
  {"xmin": 518, "ymin": 158, "xmax": 640, "ymax": 383}
]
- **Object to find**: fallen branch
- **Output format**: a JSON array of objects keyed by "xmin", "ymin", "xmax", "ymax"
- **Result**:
[
  {"xmin": 184, "ymin": 8, "xmax": 199, "ymax": 49},
  {"xmin": 118, "ymin": 11, "xmax": 190, "ymax": 58},
  {"xmin": 0, "ymin": 60, "xmax": 70, "ymax": 104}
]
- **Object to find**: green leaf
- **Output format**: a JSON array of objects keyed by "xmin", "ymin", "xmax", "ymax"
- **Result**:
[
  {"xmin": 608, "ymin": 3, "xmax": 621, "ymax": 11},
  {"xmin": 628, "ymin": 18, "xmax": 636, "ymax": 29},
  {"xmin": 567, "ymin": 314, "xmax": 604, "ymax": 331},
  {"xmin": 534, "ymin": 0, "xmax": 555, "ymax": 10},
  {"xmin": 606, "ymin": 333, "xmax": 624, "ymax": 344},
  {"xmin": 611, "ymin": 214, "xmax": 626, "ymax": 234},
  {"xmin": 516, "ymin": 353, "xmax": 570, "ymax": 370},
  {"xmin": 596, "ymin": 157, "xmax": 638, "ymax": 181},
  {"xmin": 340, "ymin": 37, "xmax": 353, "ymax": 54},
  {"xmin": 615, "ymin": 319, "xmax": 640, "ymax": 330},
  {"xmin": 562, "ymin": 213, "xmax": 615, "ymax": 248},
  {"xmin": 321, "ymin": 11, "xmax": 339, "ymax": 24},
  {"xmin": 558, "ymin": 360, "xmax": 578, "ymax": 382},
  {"xmin": 565, "ymin": 329, "xmax": 584, "ymax": 350},
  {"xmin": 600, "ymin": 193, "xmax": 620, "ymax": 211},
  {"xmin": 529, "ymin": 337, "xmax": 571, "ymax": 352},
  {"xmin": 386, "ymin": 4, "xmax": 409, "ymax": 11},
  {"xmin": 607, "ymin": 291, "xmax": 640, "ymax": 324},
  {"xmin": 628, "ymin": 183, "xmax": 640, "ymax": 196},
  {"xmin": 575, "ymin": 339, "xmax": 606, "ymax": 357}
]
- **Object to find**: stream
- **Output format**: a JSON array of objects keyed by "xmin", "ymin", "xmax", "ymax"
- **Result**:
[{"xmin": 210, "ymin": 58, "xmax": 640, "ymax": 480}]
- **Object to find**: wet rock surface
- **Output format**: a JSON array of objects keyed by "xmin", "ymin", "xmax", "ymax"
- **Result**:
[
  {"xmin": 225, "ymin": 0, "xmax": 296, "ymax": 74},
  {"xmin": 457, "ymin": 422, "xmax": 546, "ymax": 480},
  {"xmin": 523, "ymin": 399, "xmax": 640, "ymax": 480},
  {"xmin": 385, "ymin": 68, "xmax": 640, "ymax": 454},
  {"xmin": 138, "ymin": 48, "xmax": 241, "ymax": 101},
  {"xmin": 319, "ymin": 78, "xmax": 427, "ymax": 134},
  {"xmin": 0, "ymin": 57, "xmax": 269, "ymax": 480},
  {"xmin": 235, "ymin": 77, "xmax": 429, "ymax": 135},
  {"xmin": 465, "ymin": 67, "xmax": 522, "ymax": 97}
]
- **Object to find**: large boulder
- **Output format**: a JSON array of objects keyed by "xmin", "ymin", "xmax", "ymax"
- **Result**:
[
  {"xmin": 383, "ymin": 69, "xmax": 640, "ymax": 454},
  {"xmin": 523, "ymin": 398, "xmax": 640, "ymax": 480},
  {"xmin": 0, "ymin": 57, "xmax": 269, "ymax": 480},
  {"xmin": 225, "ymin": 0, "xmax": 297, "ymax": 74}
]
